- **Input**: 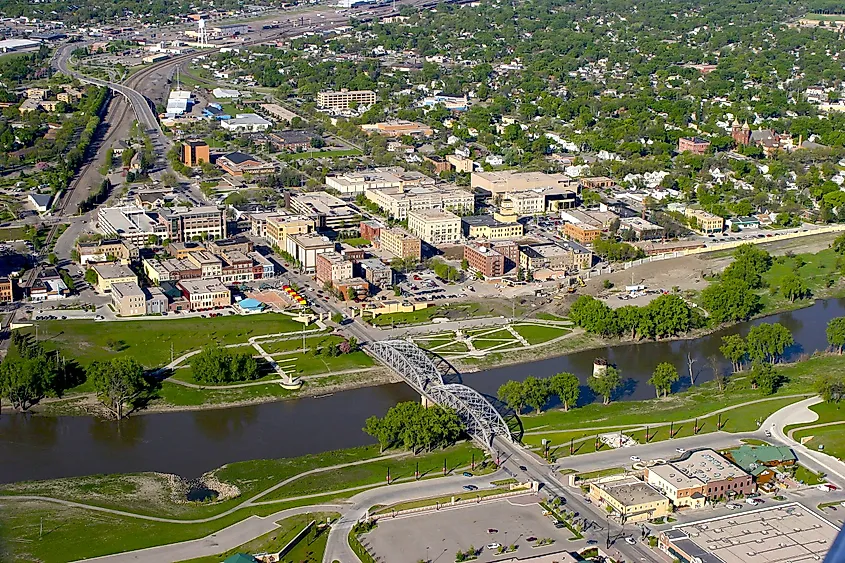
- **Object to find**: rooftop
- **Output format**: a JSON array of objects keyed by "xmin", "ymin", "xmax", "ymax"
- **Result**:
[
  {"xmin": 672, "ymin": 449, "xmax": 749, "ymax": 483},
  {"xmin": 727, "ymin": 445, "xmax": 797, "ymax": 471},
  {"xmin": 408, "ymin": 208, "xmax": 460, "ymax": 221},
  {"xmin": 178, "ymin": 278, "xmax": 229, "ymax": 294},
  {"xmin": 289, "ymin": 233, "xmax": 335, "ymax": 249},
  {"xmin": 597, "ymin": 476, "xmax": 667, "ymax": 507},
  {"xmin": 110, "ymin": 281, "xmax": 144, "ymax": 298},
  {"xmin": 93, "ymin": 263, "xmax": 136, "ymax": 280}
]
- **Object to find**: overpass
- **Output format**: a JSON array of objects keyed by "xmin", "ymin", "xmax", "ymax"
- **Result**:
[{"xmin": 370, "ymin": 339, "xmax": 517, "ymax": 449}]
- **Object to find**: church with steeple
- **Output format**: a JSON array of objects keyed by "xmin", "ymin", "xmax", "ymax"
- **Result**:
[{"xmin": 731, "ymin": 118, "xmax": 751, "ymax": 145}]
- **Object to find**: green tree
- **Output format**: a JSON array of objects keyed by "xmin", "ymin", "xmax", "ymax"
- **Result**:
[
  {"xmin": 192, "ymin": 344, "xmax": 260, "ymax": 384},
  {"xmin": 648, "ymin": 362, "xmax": 679, "ymax": 398},
  {"xmin": 750, "ymin": 361, "xmax": 782, "ymax": 395},
  {"xmin": 815, "ymin": 372, "xmax": 844, "ymax": 403},
  {"xmin": 549, "ymin": 371, "xmax": 580, "ymax": 411},
  {"xmin": 84, "ymin": 268, "xmax": 98, "ymax": 286},
  {"xmin": 720, "ymin": 334, "xmax": 747, "ymax": 372},
  {"xmin": 700, "ymin": 279, "xmax": 761, "ymax": 323},
  {"xmin": 589, "ymin": 366, "xmax": 621, "ymax": 405},
  {"xmin": 569, "ymin": 295, "xmax": 618, "ymax": 336},
  {"xmin": 721, "ymin": 244, "xmax": 772, "ymax": 289},
  {"xmin": 522, "ymin": 376, "xmax": 551, "ymax": 414},
  {"xmin": 87, "ymin": 357, "xmax": 146, "ymax": 419},
  {"xmin": 832, "ymin": 233, "xmax": 845, "ymax": 255},
  {"xmin": 781, "ymin": 273, "xmax": 809, "ymax": 303},
  {"xmin": 746, "ymin": 323, "xmax": 794, "ymax": 364},
  {"xmin": 826, "ymin": 317, "xmax": 845, "ymax": 354},
  {"xmin": 497, "ymin": 380, "xmax": 526, "ymax": 413}
]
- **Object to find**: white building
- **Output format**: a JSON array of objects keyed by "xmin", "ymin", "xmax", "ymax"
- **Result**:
[
  {"xmin": 407, "ymin": 209, "xmax": 462, "ymax": 245},
  {"xmin": 221, "ymin": 114, "xmax": 272, "ymax": 132}
]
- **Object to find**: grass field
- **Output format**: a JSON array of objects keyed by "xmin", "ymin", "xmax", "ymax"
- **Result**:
[
  {"xmin": 260, "ymin": 334, "xmax": 345, "ymax": 355},
  {"xmin": 368, "ymin": 302, "xmax": 512, "ymax": 327},
  {"xmin": 176, "ymin": 512, "xmax": 338, "ymax": 563},
  {"xmin": 512, "ymin": 324, "xmax": 571, "ymax": 345},
  {"xmin": 758, "ymin": 249, "xmax": 843, "ymax": 313},
  {"xmin": 338, "ymin": 237, "xmax": 370, "ymax": 247},
  {"xmin": 0, "ymin": 443, "xmax": 485, "ymax": 563},
  {"xmin": 27, "ymin": 315, "xmax": 312, "ymax": 368},
  {"xmin": 793, "ymin": 425, "xmax": 845, "ymax": 462},
  {"xmin": 0, "ymin": 225, "xmax": 27, "ymax": 241},
  {"xmin": 803, "ymin": 12, "xmax": 845, "ymax": 21}
]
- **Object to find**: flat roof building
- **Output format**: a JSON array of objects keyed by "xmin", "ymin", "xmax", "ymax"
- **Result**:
[
  {"xmin": 315, "ymin": 251, "xmax": 354, "ymax": 286},
  {"xmin": 461, "ymin": 215, "xmax": 524, "ymax": 240},
  {"xmin": 589, "ymin": 476, "xmax": 671, "ymax": 523},
  {"xmin": 685, "ymin": 208, "xmax": 725, "ymax": 234},
  {"xmin": 177, "ymin": 278, "xmax": 231, "ymax": 311},
  {"xmin": 360, "ymin": 120, "xmax": 433, "ymax": 137},
  {"xmin": 158, "ymin": 206, "xmax": 226, "ymax": 242},
  {"xmin": 317, "ymin": 89, "xmax": 376, "ymax": 110},
  {"xmin": 285, "ymin": 233, "xmax": 335, "ymax": 273},
  {"xmin": 464, "ymin": 244, "xmax": 505, "ymax": 278},
  {"xmin": 111, "ymin": 281, "xmax": 146, "ymax": 316},
  {"xmin": 379, "ymin": 227, "xmax": 421, "ymax": 260},
  {"xmin": 264, "ymin": 214, "xmax": 314, "ymax": 250},
  {"xmin": 289, "ymin": 191, "xmax": 361, "ymax": 229},
  {"xmin": 98, "ymin": 206, "xmax": 168, "ymax": 246},
  {"xmin": 407, "ymin": 209, "xmax": 462, "ymax": 246},
  {"xmin": 358, "ymin": 258, "xmax": 392, "ymax": 288},
  {"xmin": 220, "ymin": 113, "xmax": 272, "ymax": 133},
  {"xmin": 519, "ymin": 242, "xmax": 592, "ymax": 272},
  {"xmin": 365, "ymin": 182, "xmax": 474, "ymax": 220},
  {"xmin": 92, "ymin": 263, "xmax": 138, "ymax": 293},
  {"xmin": 326, "ymin": 168, "xmax": 435, "ymax": 196}
]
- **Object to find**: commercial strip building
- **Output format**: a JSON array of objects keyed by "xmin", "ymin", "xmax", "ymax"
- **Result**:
[
  {"xmin": 317, "ymin": 89, "xmax": 376, "ymax": 110},
  {"xmin": 75, "ymin": 239, "xmax": 139, "ymax": 265},
  {"xmin": 407, "ymin": 209, "xmax": 462, "ymax": 245},
  {"xmin": 289, "ymin": 191, "xmax": 361, "ymax": 229},
  {"xmin": 589, "ymin": 476, "xmax": 671, "ymax": 523},
  {"xmin": 658, "ymin": 503, "xmax": 840, "ymax": 563},
  {"xmin": 461, "ymin": 214, "xmax": 524, "ymax": 240},
  {"xmin": 378, "ymin": 227, "xmax": 422, "ymax": 259},
  {"xmin": 177, "ymin": 278, "xmax": 231, "ymax": 311},
  {"xmin": 685, "ymin": 208, "xmax": 725, "ymax": 234},
  {"xmin": 645, "ymin": 449, "xmax": 754, "ymax": 505},
  {"xmin": 519, "ymin": 241, "xmax": 592, "ymax": 273}
]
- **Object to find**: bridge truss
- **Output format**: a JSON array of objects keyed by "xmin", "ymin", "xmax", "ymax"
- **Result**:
[{"xmin": 370, "ymin": 340, "xmax": 514, "ymax": 447}]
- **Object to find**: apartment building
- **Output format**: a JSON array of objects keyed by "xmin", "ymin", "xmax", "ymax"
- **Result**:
[
  {"xmin": 177, "ymin": 279, "xmax": 231, "ymax": 311},
  {"xmin": 461, "ymin": 215, "xmax": 524, "ymax": 240},
  {"xmin": 91, "ymin": 263, "xmax": 138, "ymax": 293},
  {"xmin": 182, "ymin": 140, "xmax": 210, "ymax": 167},
  {"xmin": 111, "ymin": 281, "xmax": 146, "ymax": 316},
  {"xmin": 589, "ymin": 476, "xmax": 671, "ymax": 523},
  {"xmin": 264, "ymin": 214, "xmax": 314, "ymax": 249},
  {"xmin": 678, "ymin": 136, "xmax": 710, "ymax": 155},
  {"xmin": 289, "ymin": 191, "xmax": 361, "ymax": 229},
  {"xmin": 446, "ymin": 154, "xmax": 474, "ymax": 173},
  {"xmin": 464, "ymin": 244, "xmax": 505, "ymax": 277},
  {"xmin": 365, "ymin": 183, "xmax": 474, "ymax": 220},
  {"xmin": 359, "ymin": 219, "xmax": 385, "ymax": 242},
  {"xmin": 317, "ymin": 89, "xmax": 376, "ymax": 110},
  {"xmin": 315, "ymin": 251, "xmax": 354, "ymax": 286},
  {"xmin": 285, "ymin": 233, "xmax": 335, "ymax": 273},
  {"xmin": 407, "ymin": 209, "xmax": 462, "ymax": 245},
  {"xmin": 158, "ymin": 206, "xmax": 227, "ymax": 242},
  {"xmin": 684, "ymin": 208, "xmax": 724, "ymax": 234},
  {"xmin": 358, "ymin": 258, "xmax": 392, "ymax": 288},
  {"xmin": 267, "ymin": 130, "xmax": 315, "ymax": 152},
  {"xmin": 379, "ymin": 227, "xmax": 422, "ymax": 259}
]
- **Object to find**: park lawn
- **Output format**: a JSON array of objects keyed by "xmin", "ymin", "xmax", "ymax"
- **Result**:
[
  {"xmin": 259, "ymin": 441, "xmax": 488, "ymax": 502},
  {"xmin": 427, "ymin": 341, "xmax": 470, "ymax": 354},
  {"xmin": 0, "ymin": 225, "xmax": 27, "ymax": 241},
  {"xmin": 338, "ymin": 237, "xmax": 370, "ymax": 247},
  {"xmin": 793, "ymin": 424, "xmax": 845, "ymax": 461},
  {"xmin": 167, "ymin": 364, "xmax": 281, "ymax": 387},
  {"xmin": 519, "ymin": 354, "xmax": 838, "ymax": 435},
  {"xmin": 512, "ymin": 323, "xmax": 571, "ymax": 345},
  {"xmin": 368, "ymin": 302, "xmax": 505, "ymax": 327},
  {"xmin": 803, "ymin": 12, "xmax": 845, "ymax": 21},
  {"xmin": 533, "ymin": 312, "xmax": 568, "ymax": 321},
  {"xmin": 792, "ymin": 464, "xmax": 826, "ymax": 486},
  {"xmin": 175, "ymin": 512, "xmax": 338, "ymax": 563},
  {"xmin": 759, "ymin": 249, "xmax": 842, "ymax": 313},
  {"xmin": 473, "ymin": 336, "xmax": 520, "ymax": 351},
  {"xmin": 27, "ymin": 316, "xmax": 311, "ymax": 368},
  {"xmin": 0, "ymin": 492, "xmax": 349, "ymax": 563},
  {"xmin": 285, "ymin": 350, "xmax": 375, "ymax": 376},
  {"xmin": 260, "ymin": 334, "xmax": 345, "ymax": 355}
]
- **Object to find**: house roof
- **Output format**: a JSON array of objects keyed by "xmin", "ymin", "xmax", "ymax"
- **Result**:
[{"xmin": 223, "ymin": 554, "xmax": 257, "ymax": 563}]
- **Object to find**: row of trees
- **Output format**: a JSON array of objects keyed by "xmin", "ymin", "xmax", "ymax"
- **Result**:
[
  {"xmin": 718, "ymin": 322, "xmax": 795, "ymax": 371},
  {"xmin": 364, "ymin": 401, "xmax": 463, "ymax": 453},
  {"xmin": 569, "ymin": 294, "xmax": 702, "ymax": 340},
  {"xmin": 0, "ymin": 333, "xmax": 84, "ymax": 411},
  {"xmin": 497, "ymin": 372, "xmax": 580, "ymax": 413},
  {"xmin": 191, "ymin": 344, "xmax": 260, "ymax": 384}
]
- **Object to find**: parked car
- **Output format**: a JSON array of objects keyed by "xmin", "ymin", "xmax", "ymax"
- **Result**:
[
  {"xmin": 630, "ymin": 456, "xmax": 641, "ymax": 462},
  {"xmin": 625, "ymin": 537, "xmax": 636, "ymax": 545},
  {"xmin": 463, "ymin": 485, "xmax": 478, "ymax": 491},
  {"xmin": 675, "ymin": 448, "xmax": 686, "ymax": 454},
  {"xmin": 486, "ymin": 543, "xmax": 501, "ymax": 550},
  {"xmin": 726, "ymin": 503, "xmax": 741, "ymax": 510},
  {"xmin": 463, "ymin": 472, "xmax": 473, "ymax": 477},
  {"xmin": 746, "ymin": 498, "xmax": 762, "ymax": 505},
  {"xmin": 487, "ymin": 529, "xmax": 498, "ymax": 534}
]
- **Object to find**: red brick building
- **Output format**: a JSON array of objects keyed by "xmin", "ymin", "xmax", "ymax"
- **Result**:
[
  {"xmin": 464, "ymin": 244, "xmax": 505, "ymax": 277},
  {"xmin": 359, "ymin": 220, "xmax": 384, "ymax": 242},
  {"xmin": 678, "ymin": 137, "xmax": 710, "ymax": 155}
]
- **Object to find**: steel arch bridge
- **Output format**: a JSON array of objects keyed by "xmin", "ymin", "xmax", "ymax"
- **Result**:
[{"xmin": 370, "ymin": 340, "xmax": 514, "ymax": 447}]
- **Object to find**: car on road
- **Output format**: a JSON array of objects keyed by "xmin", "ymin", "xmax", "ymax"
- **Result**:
[
  {"xmin": 764, "ymin": 430, "xmax": 772, "ymax": 437},
  {"xmin": 675, "ymin": 448, "xmax": 686, "ymax": 454},
  {"xmin": 526, "ymin": 536, "xmax": 537, "ymax": 542},
  {"xmin": 519, "ymin": 465, "xmax": 527, "ymax": 471},
  {"xmin": 463, "ymin": 472, "xmax": 473, "ymax": 477},
  {"xmin": 463, "ymin": 485, "xmax": 478, "ymax": 491},
  {"xmin": 487, "ymin": 528, "xmax": 498, "ymax": 534},
  {"xmin": 486, "ymin": 543, "xmax": 501, "ymax": 550},
  {"xmin": 586, "ymin": 540, "xmax": 598, "ymax": 545},
  {"xmin": 630, "ymin": 456, "xmax": 641, "ymax": 462},
  {"xmin": 746, "ymin": 498, "xmax": 762, "ymax": 505},
  {"xmin": 625, "ymin": 537, "xmax": 637, "ymax": 545},
  {"xmin": 726, "ymin": 503, "xmax": 741, "ymax": 510}
]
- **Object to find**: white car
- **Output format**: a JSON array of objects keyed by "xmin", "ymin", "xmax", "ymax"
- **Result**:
[
  {"xmin": 675, "ymin": 448, "xmax": 686, "ymax": 454},
  {"xmin": 630, "ymin": 456, "xmax": 641, "ymax": 462},
  {"xmin": 625, "ymin": 537, "xmax": 637, "ymax": 545},
  {"xmin": 486, "ymin": 543, "xmax": 501, "ymax": 550},
  {"xmin": 726, "ymin": 503, "xmax": 740, "ymax": 510}
]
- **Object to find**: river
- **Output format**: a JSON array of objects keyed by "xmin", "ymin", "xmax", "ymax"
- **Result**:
[{"xmin": 1, "ymin": 298, "xmax": 842, "ymax": 484}]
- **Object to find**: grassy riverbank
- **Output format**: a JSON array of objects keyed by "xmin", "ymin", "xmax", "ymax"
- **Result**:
[{"xmin": 0, "ymin": 442, "xmax": 487, "ymax": 563}]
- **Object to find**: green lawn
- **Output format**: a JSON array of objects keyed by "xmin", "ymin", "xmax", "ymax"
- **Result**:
[
  {"xmin": 791, "ymin": 464, "xmax": 827, "ymax": 485},
  {"xmin": 512, "ymin": 323, "xmax": 570, "ymax": 345},
  {"xmin": 0, "ymin": 226, "xmax": 27, "ymax": 241},
  {"xmin": 283, "ymin": 351, "xmax": 375, "ymax": 376},
  {"xmin": 27, "ymin": 316, "xmax": 311, "ymax": 368},
  {"xmin": 260, "ymin": 334, "xmax": 344, "ymax": 355},
  {"xmin": 804, "ymin": 12, "xmax": 845, "ymax": 21},
  {"xmin": 338, "ymin": 237, "xmax": 371, "ymax": 247},
  {"xmin": 759, "ymin": 249, "xmax": 843, "ymax": 313},
  {"xmin": 533, "ymin": 312, "xmax": 568, "ymax": 321},
  {"xmin": 793, "ymin": 424, "xmax": 845, "ymax": 461},
  {"xmin": 472, "ymin": 330, "xmax": 519, "ymax": 350},
  {"xmin": 176, "ymin": 512, "xmax": 338, "ymax": 563},
  {"xmin": 368, "ymin": 302, "xmax": 508, "ymax": 327}
]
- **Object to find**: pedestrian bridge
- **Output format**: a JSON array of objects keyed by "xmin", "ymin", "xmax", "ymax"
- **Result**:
[{"xmin": 370, "ymin": 339, "xmax": 517, "ymax": 448}]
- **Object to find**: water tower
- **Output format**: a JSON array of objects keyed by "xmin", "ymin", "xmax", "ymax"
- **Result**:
[{"xmin": 198, "ymin": 19, "xmax": 208, "ymax": 47}]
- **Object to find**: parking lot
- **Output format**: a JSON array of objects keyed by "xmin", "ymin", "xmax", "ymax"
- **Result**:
[{"xmin": 365, "ymin": 494, "xmax": 583, "ymax": 563}]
